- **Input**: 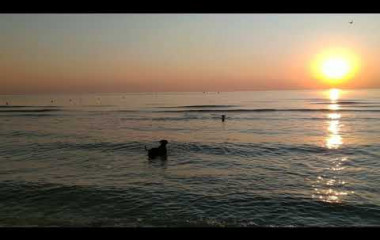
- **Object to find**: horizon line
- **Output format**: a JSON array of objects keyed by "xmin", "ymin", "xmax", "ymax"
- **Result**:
[{"xmin": 1, "ymin": 86, "xmax": 379, "ymax": 96}]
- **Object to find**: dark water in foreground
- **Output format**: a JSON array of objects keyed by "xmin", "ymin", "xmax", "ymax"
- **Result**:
[{"xmin": 0, "ymin": 89, "xmax": 379, "ymax": 227}]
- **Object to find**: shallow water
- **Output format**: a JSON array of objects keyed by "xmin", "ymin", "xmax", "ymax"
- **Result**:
[{"xmin": 0, "ymin": 89, "xmax": 379, "ymax": 227}]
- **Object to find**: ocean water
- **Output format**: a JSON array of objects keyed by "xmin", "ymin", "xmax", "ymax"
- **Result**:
[{"xmin": 0, "ymin": 89, "xmax": 379, "ymax": 227}]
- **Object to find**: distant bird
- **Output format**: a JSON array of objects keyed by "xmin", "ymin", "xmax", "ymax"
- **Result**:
[{"xmin": 349, "ymin": 20, "xmax": 353, "ymax": 24}]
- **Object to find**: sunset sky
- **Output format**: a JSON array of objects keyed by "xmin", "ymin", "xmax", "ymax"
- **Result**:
[{"xmin": 1, "ymin": 14, "xmax": 380, "ymax": 94}]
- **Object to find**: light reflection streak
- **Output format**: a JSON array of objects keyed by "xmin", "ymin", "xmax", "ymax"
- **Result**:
[
  {"xmin": 329, "ymin": 88, "xmax": 340, "ymax": 103},
  {"xmin": 328, "ymin": 103, "xmax": 339, "ymax": 111},
  {"xmin": 326, "ymin": 114, "xmax": 343, "ymax": 149},
  {"xmin": 312, "ymin": 89, "xmax": 351, "ymax": 204},
  {"xmin": 326, "ymin": 89, "xmax": 342, "ymax": 150}
]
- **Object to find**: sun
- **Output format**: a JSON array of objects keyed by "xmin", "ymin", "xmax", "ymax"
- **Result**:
[
  {"xmin": 310, "ymin": 48, "xmax": 360, "ymax": 86},
  {"xmin": 321, "ymin": 58, "xmax": 350, "ymax": 80}
]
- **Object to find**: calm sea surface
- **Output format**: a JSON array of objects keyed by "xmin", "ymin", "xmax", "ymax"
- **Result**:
[{"xmin": 0, "ymin": 89, "xmax": 379, "ymax": 227}]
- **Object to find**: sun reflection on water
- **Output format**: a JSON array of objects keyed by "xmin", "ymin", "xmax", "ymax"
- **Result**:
[
  {"xmin": 328, "ymin": 104, "xmax": 340, "ymax": 111},
  {"xmin": 329, "ymin": 88, "xmax": 340, "ymax": 103},
  {"xmin": 325, "ymin": 89, "xmax": 343, "ymax": 150},
  {"xmin": 326, "ymin": 114, "xmax": 343, "ymax": 149},
  {"xmin": 328, "ymin": 113, "xmax": 341, "ymax": 120},
  {"xmin": 312, "ymin": 89, "xmax": 352, "ymax": 204}
]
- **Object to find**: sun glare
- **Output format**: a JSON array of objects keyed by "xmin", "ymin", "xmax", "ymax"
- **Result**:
[
  {"xmin": 311, "ymin": 48, "xmax": 360, "ymax": 86},
  {"xmin": 322, "ymin": 58, "xmax": 350, "ymax": 80}
]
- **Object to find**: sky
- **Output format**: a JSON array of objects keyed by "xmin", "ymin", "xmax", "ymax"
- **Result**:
[{"xmin": 1, "ymin": 14, "xmax": 380, "ymax": 94}]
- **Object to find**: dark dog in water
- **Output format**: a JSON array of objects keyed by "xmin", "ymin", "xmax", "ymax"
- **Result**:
[{"xmin": 145, "ymin": 140, "xmax": 168, "ymax": 159}]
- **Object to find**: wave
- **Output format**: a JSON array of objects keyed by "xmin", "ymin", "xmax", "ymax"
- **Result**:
[
  {"xmin": 81, "ymin": 105, "xmax": 116, "ymax": 108},
  {"xmin": 340, "ymin": 105, "xmax": 380, "ymax": 108},
  {"xmin": 2, "ymin": 131, "xmax": 48, "ymax": 138},
  {"xmin": 120, "ymin": 115, "xmax": 222, "ymax": 121},
  {"xmin": 304, "ymin": 98, "xmax": 362, "ymax": 102},
  {"xmin": 158, "ymin": 108, "xmax": 380, "ymax": 113},
  {"xmin": 17, "ymin": 141, "xmax": 146, "ymax": 154},
  {"xmin": 0, "ymin": 105, "xmax": 60, "ymax": 108},
  {"xmin": 0, "ymin": 109, "xmax": 61, "ymax": 113},
  {"xmin": 112, "ymin": 110, "xmax": 139, "ymax": 112},
  {"xmin": 3, "ymin": 139, "xmax": 377, "ymax": 159},
  {"xmin": 0, "ymin": 114, "xmax": 60, "ymax": 117},
  {"xmin": 116, "ymin": 115, "xmax": 380, "ymax": 122},
  {"xmin": 0, "ymin": 180, "xmax": 379, "ymax": 227},
  {"xmin": 312, "ymin": 101, "xmax": 380, "ymax": 105},
  {"xmin": 171, "ymin": 142, "xmax": 380, "ymax": 158},
  {"xmin": 160, "ymin": 105, "xmax": 239, "ymax": 108}
]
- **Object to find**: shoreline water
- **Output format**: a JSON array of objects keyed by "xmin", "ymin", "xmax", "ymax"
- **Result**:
[{"xmin": 0, "ymin": 89, "xmax": 379, "ymax": 227}]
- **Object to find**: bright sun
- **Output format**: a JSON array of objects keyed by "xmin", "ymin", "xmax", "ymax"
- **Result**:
[
  {"xmin": 321, "ymin": 58, "xmax": 350, "ymax": 80},
  {"xmin": 311, "ymin": 48, "xmax": 360, "ymax": 86}
]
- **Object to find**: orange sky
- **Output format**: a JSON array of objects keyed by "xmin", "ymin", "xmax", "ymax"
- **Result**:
[{"xmin": 1, "ymin": 14, "xmax": 380, "ymax": 94}]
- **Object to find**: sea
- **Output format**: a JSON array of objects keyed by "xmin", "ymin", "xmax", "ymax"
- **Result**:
[{"xmin": 0, "ymin": 89, "xmax": 379, "ymax": 227}]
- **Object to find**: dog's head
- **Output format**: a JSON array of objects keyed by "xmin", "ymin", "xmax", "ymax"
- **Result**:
[{"xmin": 159, "ymin": 140, "xmax": 168, "ymax": 145}]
